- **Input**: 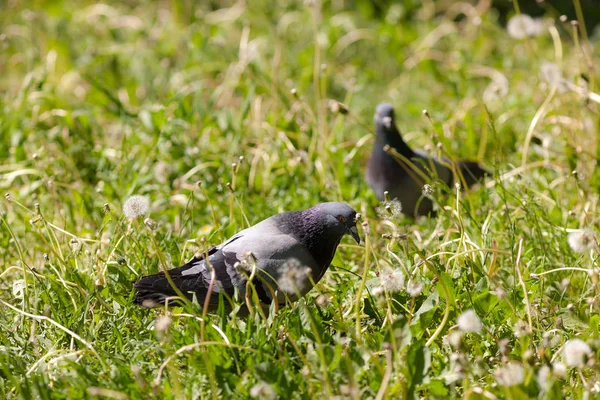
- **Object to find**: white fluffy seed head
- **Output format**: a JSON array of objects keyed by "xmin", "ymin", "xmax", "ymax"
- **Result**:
[
  {"xmin": 507, "ymin": 14, "xmax": 544, "ymax": 39},
  {"xmin": 494, "ymin": 362, "xmax": 524, "ymax": 386},
  {"xmin": 406, "ymin": 279, "xmax": 423, "ymax": 297},
  {"xmin": 277, "ymin": 258, "xmax": 311, "ymax": 295},
  {"xmin": 568, "ymin": 229, "xmax": 596, "ymax": 254},
  {"xmin": 155, "ymin": 315, "xmax": 171, "ymax": 333},
  {"xmin": 513, "ymin": 320, "xmax": 531, "ymax": 338},
  {"xmin": 123, "ymin": 195, "xmax": 150, "ymax": 218},
  {"xmin": 457, "ymin": 309, "xmax": 482, "ymax": 333},
  {"xmin": 249, "ymin": 381, "xmax": 276, "ymax": 400},
  {"xmin": 376, "ymin": 199, "xmax": 402, "ymax": 220},
  {"xmin": 537, "ymin": 365, "xmax": 551, "ymax": 391},
  {"xmin": 563, "ymin": 339, "xmax": 592, "ymax": 367},
  {"xmin": 552, "ymin": 362, "xmax": 567, "ymax": 377},
  {"xmin": 379, "ymin": 266, "xmax": 405, "ymax": 293}
]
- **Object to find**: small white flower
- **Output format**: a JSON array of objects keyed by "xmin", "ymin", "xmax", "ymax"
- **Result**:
[
  {"xmin": 277, "ymin": 258, "xmax": 311, "ymax": 295},
  {"xmin": 537, "ymin": 365, "xmax": 551, "ymax": 391},
  {"xmin": 568, "ymin": 229, "xmax": 596, "ymax": 253},
  {"xmin": 406, "ymin": 279, "xmax": 423, "ymax": 297},
  {"xmin": 507, "ymin": 14, "xmax": 544, "ymax": 39},
  {"xmin": 379, "ymin": 266, "xmax": 405, "ymax": 293},
  {"xmin": 494, "ymin": 362, "xmax": 524, "ymax": 386},
  {"xmin": 69, "ymin": 238, "xmax": 82, "ymax": 253},
  {"xmin": 250, "ymin": 381, "xmax": 276, "ymax": 400},
  {"xmin": 123, "ymin": 195, "xmax": 150, "ymax": 218},
  {"xmin": 552, "ymin": 362, "xmax": 567, "ymax": 377},
  {"xmin": 457, "ymin": 309, "xmax": 482, "ymax": 333},
  {"xmin": 563, "ymin": 338, "xmax": 592, "ymax": 367},
  {"xmin": 155, "ymin": 315, "xmax": 171, "ymax": 333}
]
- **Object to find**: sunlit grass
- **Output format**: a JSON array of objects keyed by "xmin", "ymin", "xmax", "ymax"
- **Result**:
[{"xmin": 1, "ymin": 1, "xmax": 599, "ymax": 398}]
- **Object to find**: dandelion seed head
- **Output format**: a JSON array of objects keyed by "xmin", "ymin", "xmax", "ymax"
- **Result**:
[
  {"xmin": 376, "ymin": 199, "xmax": 402, "ymax": 220},
  {"xmin": 155, "ymin": 315, "xmax": 171, "ymax": 333},
  {"xmin": 406, "ymin": 279, "xmax": 423, "ymax": 297},
  {"xmin": 537, "ymin": 365, "xmax": 551, "ymax": 391},
  {"xmin": 457, "ymin": 309, "xmax": 482, "ymax": 333},
  {"xmin": 568, "ymin": 229, "xmax": 596, "ymax": 253},
  {"xmin": 563, "ymin": 338, "xmax": 592, "ymax": 367},
  {"xmin": 379, "ymin": 266, "xmax": 404, "ymax": 293},
  {"xmin": 552, "ymin": 362, "xmax": 567, "ymax": 377},
  {"xmin": 123, "ymin": 195, "xmax": 150, "ymax": 218},
  {"xmin": 513, "ymin": 320, "xmax": 532, "ymax": 338},
  {"xmin": 250, "ymin": 381, "xmax": 276, "ymax": 400},
  {"xmin": 446, "ymin": 331, "xmax": 463, "ymax": 349},
  {"xmin": 277, "ymin": 258, "xmax": 311, "ymax": 294},
  {"xmin": 494, "ymin": 362, "xmax": 524, "ymax": 386},
  {"xmin": 507, "ymin": 14, "xmax": 544, "ymax": 39}
]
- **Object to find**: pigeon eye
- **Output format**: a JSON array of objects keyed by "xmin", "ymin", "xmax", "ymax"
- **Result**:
[{"xmin": 337, "ymin": 216, "xmax": 346, "ymax": 223}]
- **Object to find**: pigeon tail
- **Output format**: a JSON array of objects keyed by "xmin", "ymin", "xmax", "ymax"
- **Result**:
[
  {"xmin": 458, "ymin": 161, "xmax": 490, "ymax": 188},
  {"xmin": 133, "ymin": 257, "xmax": 209, "ymax": 308}
]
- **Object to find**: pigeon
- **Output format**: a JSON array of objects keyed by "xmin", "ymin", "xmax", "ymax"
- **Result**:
[
  {"xmin": 134, "ymin": 202, "xmax": 359, "ymax": 312},
  {"xmin": 366, "ymin": 103, "xmax": 489, "ymax": 216}
]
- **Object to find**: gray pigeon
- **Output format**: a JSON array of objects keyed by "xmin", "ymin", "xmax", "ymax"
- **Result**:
[
  {"xmin": 134, "ymin": 202, "xmax": 359, "ymax": 311},
  {"xmin": 366, "ymin": 103, "xmax": 489, "ymax": 216}
]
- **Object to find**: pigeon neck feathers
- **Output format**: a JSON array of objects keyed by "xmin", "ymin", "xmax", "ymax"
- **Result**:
[
  {"xmin": 275, "ymin": 208, "xmax": 343, "ymax": 270},
  {"xmin": 374, "ymin": 120, "xmax": 414, "ymax": 159}
]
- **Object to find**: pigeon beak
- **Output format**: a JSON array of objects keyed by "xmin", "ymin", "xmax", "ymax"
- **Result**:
[{"xmin": 348, "ymin": 226, "xmax": 360, "ymax": 244}]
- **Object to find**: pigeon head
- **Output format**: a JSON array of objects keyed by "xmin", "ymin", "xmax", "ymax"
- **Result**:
[
  {"xmin": 374, "ymin": 103, "xmax": 396, "ymax": 128},
  {"xmin": 373, "ymin": 103, "xmax": 413, "ymax": 156},
  {"xmin": 311, "ymin": 202, "xmax": 360, "ymax": 243}
]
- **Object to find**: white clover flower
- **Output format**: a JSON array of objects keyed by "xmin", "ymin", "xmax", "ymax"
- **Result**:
[
  {"xmin": 277, "ymin": 258, "xmax": 311, "ymax": 295},
  {"xmin": 249, "ymin": 381, "xmax": 276, "ymax": 400},
  {"xmin": 123, "ymin": 195, "xmax": 150, "ymax": 218},
  {"xmin": 507, "ymin": 14, "xmax": 544, "ymax": 39},
  {"xmin": 155, "ymin": 315, "xmax": 171, "ymax": 333},
  {"xmin": 494, "ymin": 362, "xmax": 524, "ymax": 386},
  {"xmin": 457, "ymin": 309, "xmax": 482, "ymax": 333},
  {"xmin": 568, "ymin": 229, "xmax": 596, "ymax": 253},
  {"xmin": 379, "ymin": 266, "xmax": 405, "ymax": 293},
  {"xmin": 406, "ymin": 279, "xmax": 423, "ymax": 297},
  {"xmin": 563, "ymin": 338, "xmax": 592, "ymax": 367},
  {"xmin": 537, "ymin": 365, "xmax": 551, "ymax": 391}
]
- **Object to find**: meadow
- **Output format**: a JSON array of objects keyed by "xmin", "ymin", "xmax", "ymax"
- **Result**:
[{"xmin": 1, "ymin": 1, "xmax": 599, "ymax": 398}]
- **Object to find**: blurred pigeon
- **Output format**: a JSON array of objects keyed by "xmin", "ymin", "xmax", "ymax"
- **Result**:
[
  {"xmin": 366, "ymin": 103, "xmax": 489, "ymax": 216},
  {"xmin": 134, "ymin": 202, "xmax": 359, "ymax": 312}
]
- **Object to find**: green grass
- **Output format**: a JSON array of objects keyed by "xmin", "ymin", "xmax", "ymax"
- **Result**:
[{"xmin": 1, "ymin": 1, "xmax": 600, "ymax": 398}]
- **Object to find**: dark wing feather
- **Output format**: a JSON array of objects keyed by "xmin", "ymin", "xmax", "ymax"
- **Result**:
[{"xmin": 133, "ymin": 244, "xmax": 240, "ymax": 308}]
